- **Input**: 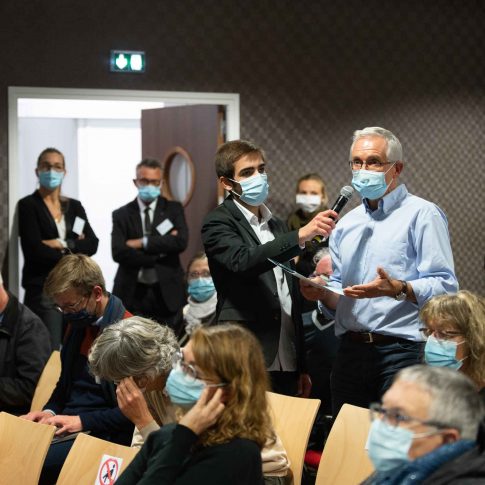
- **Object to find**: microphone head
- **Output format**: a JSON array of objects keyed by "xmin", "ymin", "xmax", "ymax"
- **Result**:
[{"xmin": 340, "ymin": 186, "xmax": 354, "ymax": 199}]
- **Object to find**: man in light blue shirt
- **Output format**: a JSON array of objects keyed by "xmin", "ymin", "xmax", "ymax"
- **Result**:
[{"xmin": 301, "ymin": 127, "xmax": 458, "ymax": 415}]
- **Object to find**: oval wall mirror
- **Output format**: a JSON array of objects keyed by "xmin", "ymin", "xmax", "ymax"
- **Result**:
[{"xmin": 162, "ymin": 147, "xmax": 195, "ymax": 207}]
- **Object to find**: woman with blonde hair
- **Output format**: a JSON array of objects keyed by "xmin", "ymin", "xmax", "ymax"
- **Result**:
[
  {"xmin": 420, "ymin": 290, "xmax": 485, "ymax": 391},
  {"xmin": 115, "ymin": 323, "xmax": 287, "ymax": 485}
]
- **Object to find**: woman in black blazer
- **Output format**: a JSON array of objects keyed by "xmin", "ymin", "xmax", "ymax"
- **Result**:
[{"xmin": 18, "ymin": 147, "xmax": 99, "ymax": 348}]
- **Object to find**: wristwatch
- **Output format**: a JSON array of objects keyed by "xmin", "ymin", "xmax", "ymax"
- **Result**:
[{"xmin": 395, "ymin": 280, "xmax": 407, "ymax": 301}]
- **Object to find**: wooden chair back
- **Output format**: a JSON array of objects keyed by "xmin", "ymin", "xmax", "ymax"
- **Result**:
[
  {"xmin": 267, "ymin": 391, "xmax": 321, "ymax": 485},
  {"xmin": 30, "ymin": 350, "xmax": 61, "ymax": 411},
  {"xmin": 57, "ymin": 433, "xmax": 138, "ymax": 484},
  {"xmin": 315, "ymin": 403, "xmax": 374, "ymax": 485},
  {"xmin": 0, "ymin": 411, "xmax": 56, "ymax": 485}
]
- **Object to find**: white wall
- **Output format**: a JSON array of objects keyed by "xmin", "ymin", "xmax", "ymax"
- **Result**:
[{"xmin": 77, "ymin": 119, "xmax": 141, "ymax": 291}]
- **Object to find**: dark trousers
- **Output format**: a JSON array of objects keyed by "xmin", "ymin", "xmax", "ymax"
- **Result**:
[
  {"xmin": 269, "ymin": 371, "xmax": 299, "ymax": 396},
  {"xmin": 38, "ymin": 440, "xmax": 75, "ymax": 485},
  {"xmin": 131, "ymin": 282, "xmax": 182, "ymax": 331},
  {"xmin": 330, "ymin": 336, "xmax": 424, "ymax": 417}
]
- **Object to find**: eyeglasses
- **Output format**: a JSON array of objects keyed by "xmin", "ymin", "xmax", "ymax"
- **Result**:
[
  {"xmin": 419, "ymin": 327, "xmax": 463, "ymax": 341},
  {"xmin": 135, "ymin": 178, "xmax": 161, "ymax": 187},
  {"xmin": 55, "ymin": 295, "xmax": 87, "ymax": 314},
  {"xmin": 38, "ymin": 163, "xmax": 65, "ymax": 173},
  {"xmin": 349, "ymin": 160, "xmax": 393, "ymax": 171},
  {"xmin": 369, "ymin": 403, "xmax": 454, "ymax": 431},
  {"xmin": 188, "ymin": 270, "xmax": 211, "ymax": 279},
  {"xmin": 171, "ymin": 348, "xmax": 199, "ymax": 383}
]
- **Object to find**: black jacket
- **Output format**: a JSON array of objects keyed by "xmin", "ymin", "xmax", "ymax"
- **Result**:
[
  {"xmin": 18, "ymin": 191, "xmax": 99, "ymax": 291},
  {"xmin": 111, "ymin": 197, "xmax": 188, "ymax": 313},
  {"xmin": 117, "ymin": 423, "xmax": 264, "ymax": 485},
  {"xmin": 201, "ymin": 196, "xmax": 306, "ymax": 371},
  {"xmin": 0, "ymin": 292, "xmax": 51, "ymax": 414}
]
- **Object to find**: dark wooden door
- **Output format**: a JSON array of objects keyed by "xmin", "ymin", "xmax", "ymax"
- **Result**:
[{"xmin": 141, "ymin": 104, "xmax": 224, "ymax": 269}]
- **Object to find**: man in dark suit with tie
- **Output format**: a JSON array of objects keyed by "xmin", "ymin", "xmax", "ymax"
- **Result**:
[
  {"xmin": 202, "ymin": 140, "xmax": 337, "ymax": 396},
  {"xmin": 111, "ymin": 159, "xmax": 188, "ymax": 329}
]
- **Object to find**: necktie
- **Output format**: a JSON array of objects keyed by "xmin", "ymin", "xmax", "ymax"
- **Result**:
[{"xmin": 144, "ymin": 207, "xmax": 151, "ymax": 235}]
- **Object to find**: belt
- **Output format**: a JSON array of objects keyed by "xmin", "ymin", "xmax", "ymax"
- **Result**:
[{"xmin": 344, "ymin": 331, "xmax": 409, "ymax": 345}]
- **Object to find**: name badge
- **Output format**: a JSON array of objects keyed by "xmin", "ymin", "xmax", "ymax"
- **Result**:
[
  {"xmin": 72, "ymin": 216, "xmax": 86, "ymax": 235},
  {"xmin": 156, "ymin": 219, "xmax": 174, "ymax": 235}
]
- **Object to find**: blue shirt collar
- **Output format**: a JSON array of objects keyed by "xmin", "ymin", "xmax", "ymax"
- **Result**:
[{"xmin": 363, "ymin": 184, "xmax": 408, "ymax": 215}]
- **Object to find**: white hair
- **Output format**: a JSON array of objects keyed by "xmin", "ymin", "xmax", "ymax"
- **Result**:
[
  {"xmin": 350, "ymin": 127, "xmax": 403, "ymax": 163},
  {"xmin": 397, "ymin": 365, "xmax": 484, "ymax": 440},
  {"xmin": 88, "ymin": 316, "xmax": 179, "ymax": 382}
]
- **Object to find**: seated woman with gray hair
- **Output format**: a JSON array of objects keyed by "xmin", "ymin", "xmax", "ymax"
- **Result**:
[
  {"xmin": 89, "ymin": 316, "xmax": 179, "ymax": 446},
  {"xmin": 88, "ymin": 316, "xmax": 290, "ymax": 484}
]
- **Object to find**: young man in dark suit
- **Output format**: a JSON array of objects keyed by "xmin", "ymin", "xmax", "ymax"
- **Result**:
[
  {"xmin": 202, "ymin": 140, "xmax": 336, "ymax": 396},
  {"xmin": 111, "ymin": 159, "xmax": 188, "ymax": 329}
]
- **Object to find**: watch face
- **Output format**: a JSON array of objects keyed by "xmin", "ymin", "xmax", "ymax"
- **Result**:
[{"xmin": 395, "ymin": 292, "xmax": 406, "ymax": 301}]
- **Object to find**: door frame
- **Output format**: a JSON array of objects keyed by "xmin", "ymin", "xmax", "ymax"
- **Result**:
[{"xmin": 7, "ymin": 86, "xmax": 240, "ymax": 290}]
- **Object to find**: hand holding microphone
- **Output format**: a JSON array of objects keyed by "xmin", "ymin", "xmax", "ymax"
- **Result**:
[
  {"xmin": 298, "ymin": 209, "xmax": 338, "ymax": 246},
  {"xmin": 298, "ymin": 186, "xmax": 354, "ymax": 246}
]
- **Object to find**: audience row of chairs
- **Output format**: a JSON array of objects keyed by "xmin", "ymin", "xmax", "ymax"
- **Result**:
[
  {"xmin": 10, "ymin": 351, "xmax": 374, "ymax": 484},
  {"xmin": 0, "ymin": 412, "xmax": 137, "ymax": 484}
]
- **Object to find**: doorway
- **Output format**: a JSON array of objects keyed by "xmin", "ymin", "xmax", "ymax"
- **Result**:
[{"xmin": 8, "ymin": 87, "xmax": 239, "ymax": 295}]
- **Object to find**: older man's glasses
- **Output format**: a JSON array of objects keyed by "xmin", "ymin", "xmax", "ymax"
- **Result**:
[
  {"xmin": 349, "ymin": 160, "xmax": 392, "ymax": 170},
  {"xmin": 369, "ymin": 403, "xmax": 454, "ymax": 431},
  {"xmin": 135, "ymin": 178, "xmax": 161, "ymax": 187}
]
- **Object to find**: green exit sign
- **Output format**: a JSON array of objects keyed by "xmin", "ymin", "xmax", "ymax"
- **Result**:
[{"xmin": 110, "ymin": 50, "xmax": 145, "ymax": 73}]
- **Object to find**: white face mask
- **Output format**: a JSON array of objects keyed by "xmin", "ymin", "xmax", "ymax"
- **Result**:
[{"xmin": 296, "ymin": 194, "xmax": 321, "ymax": 214}]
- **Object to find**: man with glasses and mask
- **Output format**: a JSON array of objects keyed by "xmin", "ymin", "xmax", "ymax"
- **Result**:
[
  {"xmin": 21, "ymin": 254, "xmax": 133, "ymax": 485},
  {"xmin": 202, "ymin": 139, "xmax": 337, "ymax": 396},
  {"xmin": 300, "ymin": 127, "xmax": 457, "ymax": 415},
  {"xmin": 112, "ymin": 158, "xmax": 188, "ymax": 330},
  {"xmin": 362, "ymin": 365, "xmax": 485, "ymax": 484}
]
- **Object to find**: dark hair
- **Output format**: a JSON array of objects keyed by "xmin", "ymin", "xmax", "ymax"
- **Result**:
[
  {"xmin": 215, "ymin": 140, "xmax": 266, "ymax": 179},
  {"xmin": 136, "ymin": 158, "xmax": 163, "ymax": 171},
  {"xmin": 37, "ymin": 148, "xmax": 65, "ymax": 168}
]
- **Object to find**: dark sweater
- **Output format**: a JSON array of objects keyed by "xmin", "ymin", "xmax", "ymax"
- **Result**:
[{"xmin": 117, "ymin": 423, "xmax": 264, "ymax": 485}]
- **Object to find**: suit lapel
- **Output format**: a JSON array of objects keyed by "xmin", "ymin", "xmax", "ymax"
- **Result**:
[
  {"xmin": 33, "ymin": 191, "xmax": 58, "ymax": 235},
  {"xmin": 127, "ymin": 199, "xmax": 144, "ymax": 237},
  {"xmin": 224, "ymin": 197, "xmax": 260, "ymax": 246},
  {"xmin": 152, "ymin": 197, "xmax": 167, "ymax": 232}
]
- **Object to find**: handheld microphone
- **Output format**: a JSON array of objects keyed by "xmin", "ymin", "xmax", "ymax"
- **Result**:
[{"xmin": 312, "ymin": 185, "xmax": 354, "ymax": 244}]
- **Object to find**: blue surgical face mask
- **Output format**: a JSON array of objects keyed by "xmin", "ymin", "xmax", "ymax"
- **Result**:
[
  {"xmin": 230, "ymin": 173, "xmax": 269, "ymax": 206},
  {"xmin": 165, "ymin": 364, "xmax": 207, "ymax": 406},
  {"xmin": 138, "ymin": 185, "xmax": 160, "ymax": 203},
  {"xmin": 368, "ymin": 419, "xmax": 413, "ymax": 472},
  {"xmin": 63, "ymin": 294, "xmax": 98, "ymax": 328},
  {"xmin": 188, "ymin": 277, "xmax": 216, "ymax": 302},
  {"xmin": 352, "ymin": 163, "xmax": 395, "ymax": 200},
  {"xmin": 424, "ymin": 334, "xmax": 466, "ymax": 370},
  {"xmin": 39, "ymin": 170, "xmax": 64, "ymax": 190}
]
